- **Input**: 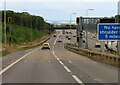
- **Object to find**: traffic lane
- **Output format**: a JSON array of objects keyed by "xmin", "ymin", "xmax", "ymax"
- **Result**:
[
  {"xmin": 2, "ymin": 35, "xmax": 56, "ymax": 70},
  {"xmin": 2, "ymin": 40, "xmax": 76, "ymax": 83},
  {"xmin": 46, "ymin": 35, "xmax": 57, "ymax": 47},
  {"xmin": 54, "ymin": 38, "xmax": 118, "ymax": 83},
  {"xmin": 88, "ymin": 38, "xmax": 99, "ymax": 49}
]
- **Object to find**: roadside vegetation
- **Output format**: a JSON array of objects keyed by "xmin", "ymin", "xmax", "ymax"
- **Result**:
[{"xmin": 0, "ymin": 10, "xmax": 54, "ymax": 55}]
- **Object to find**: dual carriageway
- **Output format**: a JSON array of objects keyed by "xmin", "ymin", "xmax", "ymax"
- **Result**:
[{"xmin": 1, "ymin": 29, "xmax": 119, "ymax": 84}]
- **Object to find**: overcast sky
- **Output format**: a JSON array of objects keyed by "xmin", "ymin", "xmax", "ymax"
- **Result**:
[{"xmin": 0, "ymin": 0, "xmax": 119, "ymax": 23}]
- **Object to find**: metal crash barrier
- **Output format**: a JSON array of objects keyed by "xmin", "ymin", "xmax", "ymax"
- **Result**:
[{"xmin": 64, "ymin": 43, "xmax": 120, "ymax": 67}]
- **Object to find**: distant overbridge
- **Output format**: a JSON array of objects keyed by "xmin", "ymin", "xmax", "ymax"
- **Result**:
[{"xmin": 53, "ymin": 27, "xmax": 76, "ymax": 29}]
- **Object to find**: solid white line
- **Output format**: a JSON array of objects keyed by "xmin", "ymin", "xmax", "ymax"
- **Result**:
[
  {"xmin": 72, "ymin": 75, "xmax": 83, "ymax": 83},
  {"xmin": 64, "ymin": 66, "xmax": 71, "ymax": 73},
  {"xmin": 0, "ymin": 52, "xmax": 31, "ymax": 75},
  {"xmin": 59, "ymin": 61, "xmax": 64, "ymax": 65}
]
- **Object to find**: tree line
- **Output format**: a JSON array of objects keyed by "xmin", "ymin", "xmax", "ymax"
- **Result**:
[
  {"xmin": 0, "ymin": 10, "xmax": 53, "ymax": 31},
  {"xmin": 0, "ymin": 10, "xmax": 54, "ymax": 45}
]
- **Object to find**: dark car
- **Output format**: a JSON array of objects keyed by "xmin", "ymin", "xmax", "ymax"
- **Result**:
[
  {"xmin": 95, "ymin": 43, "xmax": 101, "ymax": 48},
  {"xmin": 66, "ymin": 32, "xmax": 68, "ymax": 34},
  {"xmin": 68, "ymin": 37, "xmax": 71, "ymax": 40},
  {"xmin": 53, "ymin": 35, "xmax": 56, "ymax": 37},
  {"xmin": 66, "ymin": 35, "xmax": 69, "ymax": 38},
  {"xmin": 57, "ymin": 39, "xmax": 62, "ymax": 42},
  {"xmin": 73, "ymin": 35, "xmax": 76, "ymax": 37},
  {"xmin": 69, "ymin": 32, "xmax": 72, "ymax": 34},
  {"xmin": 83, "ymin": 40, "xmax": 85, "ymax": 43}
]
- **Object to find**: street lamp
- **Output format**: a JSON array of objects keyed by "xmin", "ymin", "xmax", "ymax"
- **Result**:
[
  {"xmin": 70, "ymin": 13, "xmax": 77, "ymax": 43},
  {"xmin": 4, "ymin": 0, "xmax": 6, "ymax": 45},
  {"xmin": 45, "ymin": 20, "xmax": 56, "ymax": 35},
  {"xmin": 85, "ymin": 9, "xmax": 94, "ymax": 49},
  {"xmin": 21, "ymin": 9, "xmax": 27, "ymax": 27}
]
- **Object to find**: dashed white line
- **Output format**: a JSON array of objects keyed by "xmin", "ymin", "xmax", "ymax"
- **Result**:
[
  {"xmin": 52, "ymin": 51, "xmax": 55, "ymax": 55},
  {"xmin": 68, "ymin": 60, "xmax": 72, "ymax": 63},
  {"xmin": 72, "ymin": 75, "xmax": 83, "ymax": 83},
  {"xmin": 64, "ymin": 66, "xmax": 71, "ymax": 73},
  {"xmin": 59, "ymin": 61, "xmax": 64, "ymax": 65},
  {"xmin": 56, "ymin": 58, "xmax": 60, "ymax": 61},
  {"xmin": 93, "ymin": 62, "xmax": 97, "ymax": 64},
  {"xmin": 54, "ymin": 55, "xmax": 57, "ymax": 58},
  {"xmin": 52, "ymin": 34, "xmax": 84, "ymax": 84}
]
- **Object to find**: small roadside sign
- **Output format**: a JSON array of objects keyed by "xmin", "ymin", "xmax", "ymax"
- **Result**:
[
  {"xmin": 8, "ymin": 17, "xmax": 12, "ymax": 24},
  {"xmin": 98, "ymin": 23, "xmax": 120, "ymax": 41}
]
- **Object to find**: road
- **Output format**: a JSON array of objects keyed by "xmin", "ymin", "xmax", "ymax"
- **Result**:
[{"xmin": 1, "ymin": 30, "xmax": 118, "ymax": 84}]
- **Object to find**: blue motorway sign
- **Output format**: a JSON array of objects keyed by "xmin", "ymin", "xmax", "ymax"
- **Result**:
[{"xmin": 98, "ymin": 23, "xmax": 120, "ymax": 40}]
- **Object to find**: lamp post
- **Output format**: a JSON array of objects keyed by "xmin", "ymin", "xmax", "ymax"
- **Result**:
[
  {"xmin": 4, "ymin": 0, "xmax": 6, "ymax": 45},
  {"xmin": 45, "ymin": 20, "xmax": 56, "ymax": 35},
  {"xmin": 70, "ymin": 13, "xmax": 76, "ymax": 43},
  {"xmin": 85, "ymin": 9, "xmax": 94, "ymax": 49},
  {"xmin": 21, "ymin": 9, "xmax": 27, "ymax": 27}
]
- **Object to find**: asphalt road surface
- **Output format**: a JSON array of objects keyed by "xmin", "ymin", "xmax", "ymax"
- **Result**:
[{"xmin": 1, "ymin": 31, "xmax": 118, "ymax": 84}]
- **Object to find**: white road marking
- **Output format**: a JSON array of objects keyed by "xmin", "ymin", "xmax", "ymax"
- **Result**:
[
  {"xmin": 56, "ymin": 58, "xmax": 60, "ymax": 61},
  {"xmin": 0, "ymin": 52, "xmax": 29, "ymax": 75},
  {"xmin": 72, "ymin": 75, "xmax": 83, "ymax": 83},
  {"xmin": 68, "ymin": 60, "xmax": 72, "ymax": 63},
  {"xmin": 24, "ymin": 60, "xmax": 27, "ymax": 63},
  {"xmin": 64, "ymin": 66, "xmax": 71, "ymax": 73},
  {"xmin": 0, "ymin": 48, "xmax": 37, "ymax": 75},
  {"xmin": 59, "ymin": 61, "xmax": 64, "ymax": 65},
  {"xmin": 93, "ymin": 62, "xmax": 97, "ymax": 64},
  {"xmin": 94, "ymin": 79, "xmax": 102, "ymax": 81},
  {"xmin": 52, "ymin": 51, "xmax": 55, "ymax": 55},
  {"xmin": 52, "ymin": 34, "xmax": 84, "ymax": 84},
  {"xmin": 54, "ymin": 55, "xmax": 57, "ymax": 58}
]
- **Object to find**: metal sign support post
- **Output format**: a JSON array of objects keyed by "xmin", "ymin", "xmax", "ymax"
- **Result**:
[
  {"xmin": 79, "ymin": 17, "xmax": 83, "ymax": 48},
  {"xmin": 9, "ymin": 23, "xmax": 12, "ymax": 46},
  {"xmin": 7, "ymin": 17, "xmax": 12, "ymax": 46},
  {"xmin": 117, "ymin": 1, "xmax": 120, "ymax": 54}
]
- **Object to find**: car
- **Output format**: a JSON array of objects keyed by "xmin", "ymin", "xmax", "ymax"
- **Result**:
[
  {"xmin": 42, "ymin": 43, "xmax": 50, "ymax": 50},
  {"xmin": 83, "ymin": 40, "xmax": 85, "ymax": 43},
  {"xmin": 95, "ymin": 43, "xmax": 101, "ymax": 48},
  {"xmin": 73, "ymin": 35, "xmax": 76, "ymax": 37},
  {"xmin": 57, "ymin": 39, "xmax": 62, "ymax": 42},
  {"xmin": 66, "ymin": 32, "xmax": 68, "ymax": 34},
  {"xmin": 66, "ymin": 35, "xmax": 69, "ymax": 38},
  {"xmin": 53, "ymin": 35, "xmax": 56, "ymax": 37},
  {"xmin": 68, "ymin": 37, "xmax": 71, "ymax": 40},
  {"xmin": 69, "ymin": 32, "xmax": 72, "ymax": 34}
]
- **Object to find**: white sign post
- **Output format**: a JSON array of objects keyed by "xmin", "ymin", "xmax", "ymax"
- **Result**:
[{"xmin": 117, "ymin": 1, "xmax": 120, "ymax": 54}]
